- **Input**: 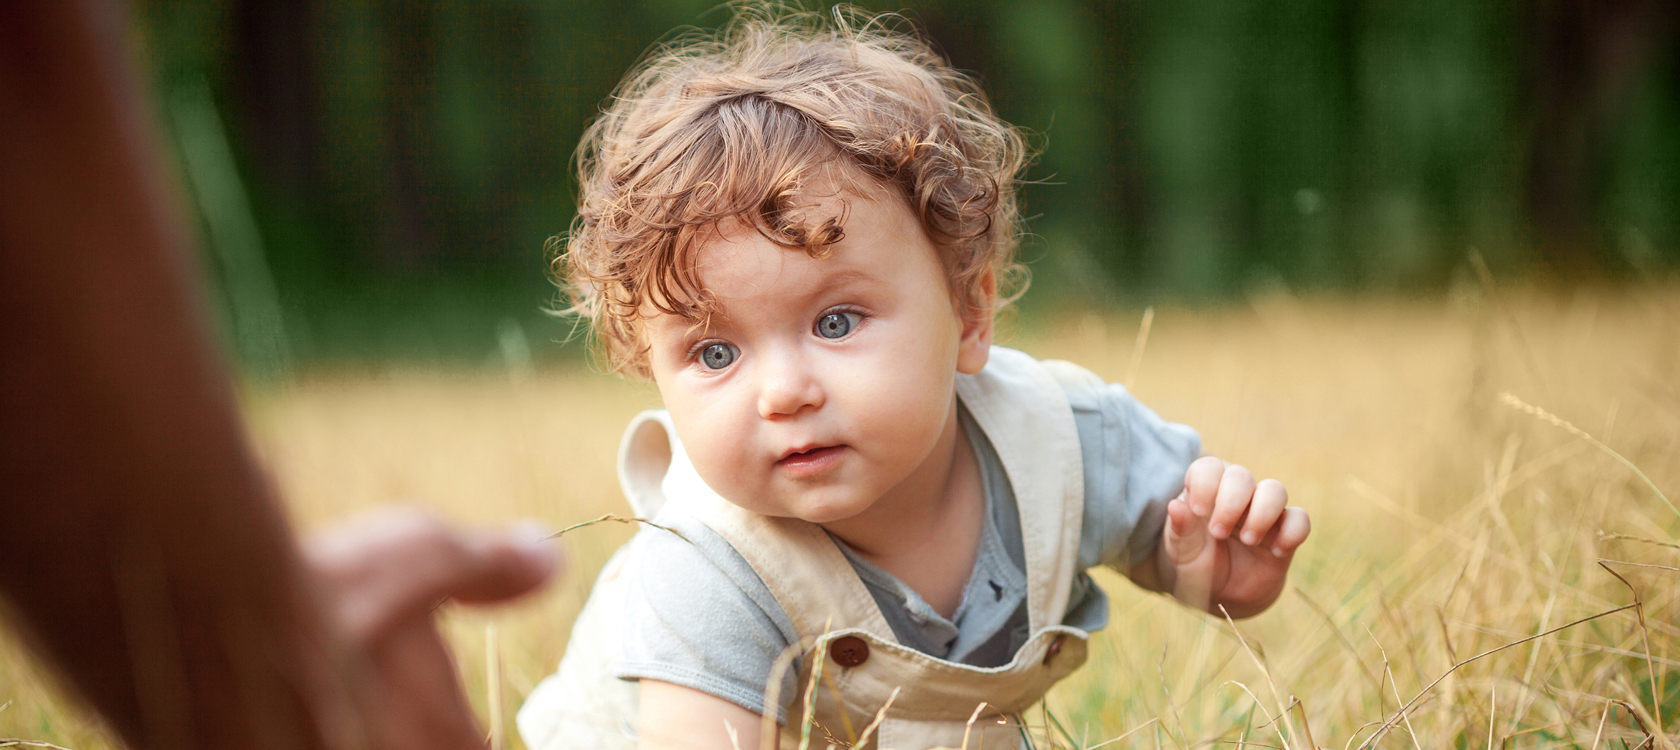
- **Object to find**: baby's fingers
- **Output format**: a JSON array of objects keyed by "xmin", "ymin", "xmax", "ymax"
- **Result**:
[
  {"xmin": 1268, "ymin": 506, "xmax": 1311, "ymax": 558},
  {"xmin": 1183, "ymin": 456, "xmax": 1226, "ymax": 518},
  {"xmin": 1208, "ymin": 464, "xmax": 1257, "ymax": 540},
  {"xmin": 1163, "ymin": 494, "xmax": 1208, "ymax": 563},
  {"xmin": 1238, "ymin": 479, "xmax": 1287, "ymax": 546}
]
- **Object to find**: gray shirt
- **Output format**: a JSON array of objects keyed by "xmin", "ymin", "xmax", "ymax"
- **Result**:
[{"xmin": 615, "ymin": 376, "xmax": 1200, "ymax": 721}]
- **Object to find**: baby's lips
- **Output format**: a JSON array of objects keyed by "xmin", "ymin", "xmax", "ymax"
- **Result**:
[{"xmin": 776, "ymin": 442, "xmax": 841, "ymax": 462}]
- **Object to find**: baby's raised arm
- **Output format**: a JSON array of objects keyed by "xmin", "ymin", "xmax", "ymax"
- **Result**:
[{"xmin": 1127, "ymin": 457, "xmax": 1311, "ymax": 617}]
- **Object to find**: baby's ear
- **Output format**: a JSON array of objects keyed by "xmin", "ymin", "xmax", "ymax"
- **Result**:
[{"xmin": 956, "ymin": 269, "xmax": 997, "ymax": 374}]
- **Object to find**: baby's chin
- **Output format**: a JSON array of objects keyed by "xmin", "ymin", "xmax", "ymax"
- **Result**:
[{"xmin": 728, "ymin": 487, "xmax": 879, "ymax": 526}]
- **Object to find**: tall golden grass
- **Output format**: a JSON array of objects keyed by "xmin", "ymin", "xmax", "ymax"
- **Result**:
[{"xmin": 2, "ymin": 284, "xmax": 1676, "ymax": 749}]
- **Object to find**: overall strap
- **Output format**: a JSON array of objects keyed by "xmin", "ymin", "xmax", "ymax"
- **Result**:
[
  {"xmin": 700, "ymin": 498, "xmax": 897, "ymax": 640},
  {"xmin": 952, "ymin": 347, "xmax": 1086, "ymax": 631}
]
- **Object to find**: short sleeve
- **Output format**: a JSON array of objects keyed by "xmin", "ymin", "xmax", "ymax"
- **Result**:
[
  {"xmin": 1063, "ymin": 380, "xmax": 1201, "ymax": 572},
  {"xmin": 614, "ymin": 512, "xmax": 801, "ymax": 723}
]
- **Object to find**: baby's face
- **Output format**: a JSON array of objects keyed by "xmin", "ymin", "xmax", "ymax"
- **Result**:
[{"xmin": 643, "ymin": 189, "xmax": 988, "ymax": 524}]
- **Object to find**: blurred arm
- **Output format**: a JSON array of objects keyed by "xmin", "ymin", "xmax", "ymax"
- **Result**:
[
  {"xmin": 0, "ymin": 3, "xmax": 560, "ymax": 749},
  {"xmin": 0, "ymin": 1, "xmax": 338, "ymax": 747}
]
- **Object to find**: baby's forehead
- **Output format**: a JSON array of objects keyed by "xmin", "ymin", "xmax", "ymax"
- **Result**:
[
  {"xmin": 670, "ymin": 237, "xmax": 887, "ymax": 320},
  {"xmin": 695, "ymin": 193, "xmax": 918, "ymax": 278},
  {"xmin": 640, "ymin": 208, "xmax": 926, "ymax": 335},
  {"xmin": 707, "ymin": 166, "xmax": 899, "ymax": 233}
]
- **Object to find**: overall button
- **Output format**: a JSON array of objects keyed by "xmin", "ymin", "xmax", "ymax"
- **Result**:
[
  {"xmin": 1042, "ymin": 634, "xmax": 1065, "ymax": 665},
  {"xmin": 829, "ymin": 636, "xmax": 870, "ymax": 667}
]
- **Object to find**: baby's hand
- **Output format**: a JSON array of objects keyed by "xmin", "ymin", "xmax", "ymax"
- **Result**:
[{"xmin": 1157, "ymin": 457, "xmax": 1309, "ymax": 618}]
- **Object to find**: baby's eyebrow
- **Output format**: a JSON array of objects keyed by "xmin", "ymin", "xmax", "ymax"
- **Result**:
[
  {"xmin": 792, "ymin": 267, "xmax": 881, "ymax": 297},
  {"xmin": 639, "ymin": 307, "xmax": 717, "ymax": 339},
  {"xmin": 658, "ymin": 311, "xmax": 725, "ymax": 342}
]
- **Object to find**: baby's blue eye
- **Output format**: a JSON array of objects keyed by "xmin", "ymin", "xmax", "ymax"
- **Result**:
[
  {"xmin": 816, "ymin": 312, "xmax": 860, "ymax": 339},
  {"xmin": 700, "ymin": 342, "xmax": 737, "ymax": 370}
]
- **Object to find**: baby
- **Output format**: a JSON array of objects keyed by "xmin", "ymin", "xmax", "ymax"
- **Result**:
[{"xmin": 519, "ymin": 7, "xmax": 1310, "ymax": 750}]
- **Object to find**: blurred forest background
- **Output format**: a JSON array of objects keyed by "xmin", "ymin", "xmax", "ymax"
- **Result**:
[
  {"xmin": 5, "ymin": 6, "xmax": 1674, "ymax": 747},
  {"xmin": 131, "ymin": 0, "xmax": 1680, "ymax": 371}
]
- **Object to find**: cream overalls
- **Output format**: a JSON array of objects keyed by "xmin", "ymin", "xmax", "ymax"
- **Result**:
[{"xmin": 519, "ymin": 347, "xmax": 1102, "ymax": 750}]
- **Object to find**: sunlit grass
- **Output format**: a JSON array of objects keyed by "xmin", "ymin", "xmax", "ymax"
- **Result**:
[{"xmin": 2, "ymin": 284, "xmax": 1676, "ymax": 749}]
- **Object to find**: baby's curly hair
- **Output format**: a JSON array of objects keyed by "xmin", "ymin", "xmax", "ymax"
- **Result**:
[{"xmin": 558, "ymin": 3, "xmax": 1031, "ymax": 377}]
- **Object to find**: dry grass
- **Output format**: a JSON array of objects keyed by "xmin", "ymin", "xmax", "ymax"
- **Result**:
[{"xmin": 2, "ymin": 283, "xmax": 1676, "ymax": 749}]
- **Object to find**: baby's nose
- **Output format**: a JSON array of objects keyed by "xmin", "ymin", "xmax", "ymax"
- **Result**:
[{"xmin": 756, "ymin": 354, "xmax": 824, "ymax": 418}]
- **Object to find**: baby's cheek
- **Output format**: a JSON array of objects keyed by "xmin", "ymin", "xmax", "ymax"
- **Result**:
[
  {"xmin": 690, "ymin": 439, "xmax": 751, "ymax": 493},
  {"xmin": 668, "ymin": 417, "xmax": 754, "ymax": 502},
  {"xmin": 859, "ymin": 387, "xmax": 949, "ymax": 463}
]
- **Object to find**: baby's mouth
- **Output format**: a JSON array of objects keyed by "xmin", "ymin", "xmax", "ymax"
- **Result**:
[{"xmin": 776, "ymin": 445, "xmax": 846, "ymax": 474}]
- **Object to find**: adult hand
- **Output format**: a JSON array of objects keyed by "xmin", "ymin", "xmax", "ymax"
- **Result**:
[{"xmin": 304, "ymin": 509, "xmax": 562, "ymax": 750}]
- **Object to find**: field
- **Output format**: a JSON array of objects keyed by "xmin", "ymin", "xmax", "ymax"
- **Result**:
[{"xmin": 2, "ymin": 285, "xmax": 1677, "ymax": 749}]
